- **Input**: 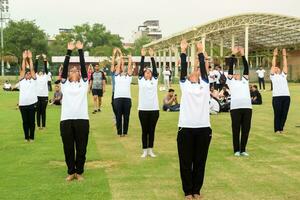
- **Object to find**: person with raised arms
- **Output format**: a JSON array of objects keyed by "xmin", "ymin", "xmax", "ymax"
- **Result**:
[
  {"xmin": 60, "ymin": 41, "xmax": 89, "ymax": 182},
  {"xmin": 177, "ymin": 40, "xmax": 212, "ymax": 200},
  {"xmin": 19, "ymin": 50, "xmax": 37, "ymax": 142},
  {"xmin": 113, "ymin": 49, "xmax": 133, "ymax": 137},
  {"xmin": 35, "ymin": 54, "xmax": 49, "ymax": 130},
  {"xmin": 227, "ymin": 47, "xmax": 252, "ymax": 157},
  {"xmin": 138, "ymin": 48, "xmax": 160, "ymax": 158},
  {"xmin": 270, "ymin": 48, "xmax": 290, "ymax": 134}
]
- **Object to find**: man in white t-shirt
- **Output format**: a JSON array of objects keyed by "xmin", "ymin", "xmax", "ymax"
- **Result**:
[
  {"xmin": 162, "ymin": 66, "xmax": 171, "ymax": 90},
  {"xmin": 256, "ymin": 66, "xmax": 266, "ymax": 91}
]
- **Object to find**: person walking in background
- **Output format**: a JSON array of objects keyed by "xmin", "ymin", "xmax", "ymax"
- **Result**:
[
  {"xmin": 163, "ymin": 66, "xmax": 171, "ymax": 90},
  {"xmin": 89, "ymin": 64, "xmax": 106, "ymax": 114},
  {"xmin": 256, "ymin": 66, "xmax": 266, "ymax": 91}
]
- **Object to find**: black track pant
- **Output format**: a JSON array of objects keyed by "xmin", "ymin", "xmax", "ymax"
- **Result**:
[
  {"xmin": 272, "ymin": 96, "xmax": 290, "ymax": 132},
  {"xmin": 19, "ymin": 103, "xmax": 36, "ymax": 140},
  {"xmin": 60, "ymin": 120, "xmax": 89, "ymax": 175},
  {"xmin": 48, "ymin": 81, "xmax": 52, "ymax": 91},
  {"xmin": 139, "ymin": 111, "xmax": 159, "ymax": 149},
  {"xmin": 36, "ymin": 96, "xmax": 48, "ymax": 127},
  {"xmin": 111, "ymin": 92, "xmax": 117, "ymax": 118},
  {"xmin": 113, "ymin": 98, "xmax": 132, "ymax": 135},
  {"xmin": 230, "ymin": 109, "xmax": 252, "ymax": 153},
  {"xmin": 258, "ymin": 78, "xmax": 265, "ymax": 90},
  {"xmin": 177, "ymin": 127, "xmax": 212, "ymax": 196}
]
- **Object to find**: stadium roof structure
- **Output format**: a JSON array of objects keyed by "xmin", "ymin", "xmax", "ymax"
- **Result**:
[{"xmin": 144, "ymin": 13, "xmax": 300, "ymax": 54}]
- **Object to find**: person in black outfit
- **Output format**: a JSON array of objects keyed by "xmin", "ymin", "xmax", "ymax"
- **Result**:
[
  {"xmin": 251, "ymin": 85, "xmax": 262, "ymax": 105},
  {"xmin": 60, "ymin": 41, "xmax": 90, "ymax": 182},
  {"xmin": 177, "ymin": 40, "xmax": 212, "ymax": 200},
  {"xmin": 35, "ymin": 54, "xmax": 49, "ymax": 129}
]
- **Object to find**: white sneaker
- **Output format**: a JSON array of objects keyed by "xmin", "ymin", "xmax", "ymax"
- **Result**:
[
  {"xmin": 148, "ymin": 148, "xmax": 157, "ymax": 158},
  {"xmin": 141, "ymin": 149, "xmax": 148, "ymax": 158},
  {"xmin": 234, "ymin": 152, "xmax": 240, "ymax": 157},
  {"xmin": 240, "ymin": 152, "xmax": 249, "ymax": 157}
]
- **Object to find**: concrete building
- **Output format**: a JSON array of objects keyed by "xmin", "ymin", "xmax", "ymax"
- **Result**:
[{"xmin": 134, "ymin": 20, "xmax": 162, "ymax": 41}]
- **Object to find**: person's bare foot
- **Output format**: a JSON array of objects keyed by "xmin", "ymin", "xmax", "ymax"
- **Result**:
[
  {"xmin": 75, "ymin": 173, "xmax": 84, "ymax": 181},
  {"xmin": 193, "ymin": 194, "xmax": 203, "ymax": 199},
  {"xmin": 65, "ymin": 174, "xmax": 76, "ymax": 182},
  {"xmin": 185, "ymin": 195, "xmax": 193, "ymax": 200}
]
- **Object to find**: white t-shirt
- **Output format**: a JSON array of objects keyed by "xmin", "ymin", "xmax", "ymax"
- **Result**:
[
  {"xmin": 270, "ymin": 73, "xmax": 290, "ymax": 97},
  {"xmin": 60, "ymin": 79, "xmax": 89, "ymax": 121},
  {"xmin": 210, "ymin": 97, "xmax": 220, "ymax": 113},
  {"xmin": 47, "ymin": 71, "xmax": 52, "ymax": 81},
  {"xmin": 138, "ymin": 77, "xmax": 159, "ymax": 111},
  {"xmin": 178, "ymin": 79, "xmax": 211, "ymax": 128},
  {"xmin": 256, "ymin": 69, "xmax": 265, "ymax": 78},
  {"xmin": 216, "ymin": 71, "xmax": 222, "ymax": 84},
  {"xmin": 36, "ymin": 73, "xmax": 49, "ymax": 97},
  {"xmin": 226, "ymin": 77, "xmax": 252, "ymax": 110},
  {"xmin": 114, "ymin": 75, "xmax": 132, "ymax": 99},
  {"xmin": 19, "ymin": 78, "xmax": 38, "ymax": 106},
  {"xmin": 209, "ymin": 70, "xmax": 216, "ymax": 83},
  {"xmin": 163, "ymin": 70, "xmax": 171, "ymax": 80}
]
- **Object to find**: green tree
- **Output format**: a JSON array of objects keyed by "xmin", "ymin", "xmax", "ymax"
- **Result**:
[
  {"xmin": 48, "ymin": 23, "xmax": 124, "ymax": 57},
  {"xmin": 131, "ymin": 36, "xmax": 152, "ymax": 56},
  {"xmin": 3, "ymin": 20, "xmax": 48, "ymax": 62}
]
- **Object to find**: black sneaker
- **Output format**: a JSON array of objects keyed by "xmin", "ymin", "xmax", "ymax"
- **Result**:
[
  {"xmin": 97, "ymin": 109, "xmax": 101, "ymax": 112},
  {"xmin": 92, "ymin": 110, "xmax": 97, "ymax": 114}
]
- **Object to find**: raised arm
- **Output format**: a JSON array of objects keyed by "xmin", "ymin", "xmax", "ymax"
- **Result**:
[
  {"xmin": 196, "ymin": 42, "xmax": 208, "ymax": 82},
  {"xmin": 282, "ymin": 48, "xmax": 287, "ymax": 74},
  {"xmin": 139, "ymin": 48, "xmax": 146, "ymax": 78},
  {"xmin": 180, "ymin": 39, "xmax": 188, "ymax": 81},
  {"xmin": 19, "ymin": 51, "xmax": 27, "ymax": 80},
  {"xmin": 27, "ymin": 50, "xmax": 36, "ymax": 79},
  {"xmin": 34, "ymin": 55, "xmax": 39, "ymax": 73},
  {"xmin": 42, "ymin": 54, "xmax": 48, "ymax": 74},
  {"xmin": 111, "ymin": 48, "xmax": 118, "ymax": 73},
  {"xmin": 149, "ymin": 48, "xmax": 158, "ymax": 78},
  {"xmin": 239, "ymin": 47, "xmax": 249, "ymax": 79},
  {"xmin": 271, "ymin": 48, "xmax": 278, "ymax": 75},
  {"xmin": 228, "ymin": 47, "xmax": 239, "ymax": 79},
  {"xmin": 76, "ymin": 41, "xmax": 88, "ymax": 81},
  {"xmin": 61, "ymin": 42, "xmax": 75, "ymax": 82},
  {"xmin": 127, "ymin": 55, "xmax": 133, "ymax": 76}
]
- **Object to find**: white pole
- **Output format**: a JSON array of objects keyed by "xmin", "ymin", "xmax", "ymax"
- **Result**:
[{"xmin": 245, "ymin": 25, "xmax": 249, "ymax": 61}]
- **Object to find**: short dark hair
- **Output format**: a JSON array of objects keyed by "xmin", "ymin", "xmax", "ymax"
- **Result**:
[
  {"xmin": 168, "ymin": 89, "xmax": 175, "ymax": 93},
  {"xmin": 253, "ymin": 85, "xmax": 258, "ymax": 89}
]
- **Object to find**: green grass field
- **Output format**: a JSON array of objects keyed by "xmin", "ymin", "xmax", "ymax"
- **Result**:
[{"xmin": 0, "ymin": 82, "xmax": 299, "ymax": 200}]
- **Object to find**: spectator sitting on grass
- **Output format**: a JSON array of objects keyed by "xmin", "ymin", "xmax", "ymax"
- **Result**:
[
  {"xmin": 3, "ymin": 80, "xmax": 12, "ymax": 91},
  {"xmin": 49, "ymin": 84, "xmax": 63, "ymax": 105},
  {"xmin": 251, "ymin": 85, "xmax": 262, "ymax": 105},
  {"xmin": 162, "ymin": 89, "xmax": 180, "ymax": 112}
]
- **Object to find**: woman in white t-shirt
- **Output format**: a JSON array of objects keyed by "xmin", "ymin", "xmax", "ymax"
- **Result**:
[
  {"xmin": 138, "ymin": 48, "xmax": 159, "ymax": 158},
  {"xmin": 270, "ymin": 48, "xmax": 290, "ymax": 134},
  {"xmin": 34, "ymin": 54, "xmax": 49, "ymax": 130},
  {"xmin": 113, "ymin": 49, "xmax": 133, "ymax": 137},
  {"xmin": 18, "ymin": 50, "xmax": 37, "ymax": 142},
  {"xmin": 60, "ymin": 41, "xmax": 89, "ymax": 182},
  {"xmin": 177, "ymin": 40, "xmax": 212, "ymax": 200},
  {"xmin": 226, "ymin": 47, "xmax": 252, "ymax": 157}
]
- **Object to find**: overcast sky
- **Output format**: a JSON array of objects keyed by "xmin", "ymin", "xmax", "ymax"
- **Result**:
[{"xmin": 9, "ymin": 0, "xmax": 300, "ymax": 42}]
